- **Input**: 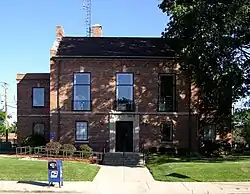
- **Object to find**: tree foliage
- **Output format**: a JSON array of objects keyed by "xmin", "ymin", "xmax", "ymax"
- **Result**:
[
  {"xmin": 0, "ymin": 110, "xmax": 7, "ymax": 135},
  {"xmin": 233, "ymin": 108, "xmax": 250, "ymax": 144},
  {"xmin": 159, "ymin": 0, "xmax": 250, "ymax": 118}
]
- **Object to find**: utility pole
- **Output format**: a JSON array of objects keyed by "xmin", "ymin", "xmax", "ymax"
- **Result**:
[{"xmin": 2, "ymin": 82, "xmax": 8, "ymax": 142}]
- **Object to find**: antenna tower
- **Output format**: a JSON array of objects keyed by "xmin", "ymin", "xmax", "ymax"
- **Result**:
[{"xmin": 83, "ymin": 0, "xmax": 91, "ymax": 37}]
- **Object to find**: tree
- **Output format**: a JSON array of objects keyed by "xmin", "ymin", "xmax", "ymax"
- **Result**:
[
  {"xmin": 159, "ymin": 0, "xmax": 250, "ymax": 126},
  {"xmin": 0, "ymin": 111, "xmax": 7, "ymax": 136},
  {"xmin": 8, "ymin": 121, "xmax": 17, "ymax": 134},
  {"xmin": 233, "ymin": 108, "xmax": 250, "ymax": 145}
]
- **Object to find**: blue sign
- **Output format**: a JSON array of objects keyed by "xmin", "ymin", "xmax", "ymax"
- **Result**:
[
  {"xmin": 50, "ymin": 133, "xmax": 55, "ymax": 140},
  {"xmin": 48, "ymin": 160, "xmax": 63, "ymax": 187}
]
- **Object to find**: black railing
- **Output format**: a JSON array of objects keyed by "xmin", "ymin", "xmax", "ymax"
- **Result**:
[
  {"xmin": 113, "ymin": 100, "xmax": 135, "ymax": 112},
  {"xmin": 72, "ymin": 100, "xmax": 91, "ymax": 111},
  {"xmin": 158, "ymin": 96, "xmax": 177, "ymax": 112}
]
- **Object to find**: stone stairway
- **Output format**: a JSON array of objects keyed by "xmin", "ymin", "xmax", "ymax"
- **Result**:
[{"xmin": 103, "ymin": 152, "xmax": 145, "ymax": 166}]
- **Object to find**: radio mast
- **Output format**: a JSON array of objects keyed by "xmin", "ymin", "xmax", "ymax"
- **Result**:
[{"xmin": 83, "ymin": 0, "xmax": 91, "ymax": 37}]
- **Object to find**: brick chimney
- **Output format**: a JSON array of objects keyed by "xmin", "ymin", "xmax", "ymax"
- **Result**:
[
  {"xmin": 56, "ymin": 25, "xmax": 64, "ymax": 40},
  {"xmin": 50, "ymin": 25, "xmax": 64, "ymax": 57},
  {"xmin": 92, "ymin": 24, "xmax": 102, "ymax": 37}
]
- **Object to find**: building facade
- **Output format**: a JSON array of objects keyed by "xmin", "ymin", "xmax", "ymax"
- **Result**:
[{"xmin": 17, "ymin": 25, "xmax": 200, "ymax": 152}]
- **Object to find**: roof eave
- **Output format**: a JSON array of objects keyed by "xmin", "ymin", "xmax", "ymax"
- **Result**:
[{"xmin": 51, "ymin": 55, "xmax": 178, "ymax": 60}]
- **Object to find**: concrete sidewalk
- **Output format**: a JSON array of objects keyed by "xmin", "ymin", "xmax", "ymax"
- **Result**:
[
  {"xmin": 94, "ymin": 165, "xmax": 250, "ymax": 194},
  {"xmin": 0, "ymin": 181, "xmax": 100, "ymax": 193},
  {"xmin": 0, "ymin": 165, "xmax": 250, "ymax": 194}
]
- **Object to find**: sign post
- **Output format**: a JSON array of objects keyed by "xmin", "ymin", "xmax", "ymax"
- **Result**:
[{"xmin": 50, "ymin": 133, "xmax": 55, "ymax": 142}]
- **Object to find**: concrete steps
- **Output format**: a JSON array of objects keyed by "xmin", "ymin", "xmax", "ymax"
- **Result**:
[{"xmin": 103, "ymin": 152, "xmax": 145, "ymax": 166}]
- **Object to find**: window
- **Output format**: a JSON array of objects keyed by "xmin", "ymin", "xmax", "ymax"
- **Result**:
[
  {"xmin": 75, "ymin": 121, "xmax": 88, "ymax": 141},
  {"xmin": 33, "ymin": 123, "xmax": 45, "ymax": 136},
  {"xmin": 32, "ymin": 88, "xmax": 45, "ymax": 107},
  {"xmin": 115, "ymin": 73, "xmax": 134, "ymax": 111},
  {"xmin": 161, "ymin": 122, "xmax": 173, "ymax": 141},
  {"xmin": 158, "ymin": 74, "xmax": 176, "ymax": 112},
  {"xmin": 73, "ymin": 73, "xmax": 91, "ymax": 111},
  {"xmin": 204, "ymin": 124, "xmax": 216, "ymax": 141}
]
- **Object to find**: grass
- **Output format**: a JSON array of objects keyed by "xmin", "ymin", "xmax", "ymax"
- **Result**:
[
  {"xmin": 0, "ymin": 157, "xmax": 100, "ymax": 181},
  {"xmin": 146, "ymin": 154, "xmax": 250, "ymax": 182}
]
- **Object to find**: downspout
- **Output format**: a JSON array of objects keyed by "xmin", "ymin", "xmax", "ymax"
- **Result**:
[
  {"xmin": 57, "ymin": 60, "xmax": 61, "ymax": 142},
  {"xmin": 188, "ymin": 64, "xmax": 192, "ymax": 157}
]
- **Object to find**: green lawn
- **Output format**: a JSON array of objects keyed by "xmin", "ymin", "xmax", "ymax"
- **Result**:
[
  {"xmin": 0, "ymin": 157, "xmax": 100, "ymax": 181},
  {"xmin": 146, "ymin": 155, "xmax": 250, "ymax": 182}
]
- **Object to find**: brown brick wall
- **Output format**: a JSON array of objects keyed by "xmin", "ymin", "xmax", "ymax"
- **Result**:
[
  {"xmin": 139, "ymin": 114, "xmax": 198, "ymax": 150},
  {"xmin": 50, "ymin": 59, "xmax": 191, "ymax": 113},
  {"xmin": 17, "ymin": 73, "xmax": 50, "ymax": 144},
  {"xmin": 50, "ymin": 113, "xmax": 109, "ymax": 151},
  {"xmin": 48, "ymin": 58, "xmax": 198, "ymax": 151},
  {"xmin": 17, "ymin": 116, "xmax": 50, "ymax": 144}
]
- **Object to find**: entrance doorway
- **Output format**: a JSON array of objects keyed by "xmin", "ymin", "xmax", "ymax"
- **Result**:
[{"xmin": 115, "ymin": 121, "xmax": 133, "ymax": 152}]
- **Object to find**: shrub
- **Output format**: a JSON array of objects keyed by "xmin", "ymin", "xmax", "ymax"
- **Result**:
[
  {"xmin": 158, "ymin": 146, "xmax": 166, "ymax": 154},
  {"xmin": 61, "ymin": 144, "xmax": 76, "ymax": 156},
  {"xmin": 148, "ymin": 147, "xmax": 158, "ymax": 154},
  {"xmin": 21, "ymin": 134, "xmax": 46, "ymax": 147},
  {"xmin": 199, "ymin": 140, "xmax": 232, "ymax": 157},
  {"xmin": 46, "ymin": 141, "xmax": 62, "ymax": 155},
  {"xmin": 176, "ymin": 148, "xmax": 189, "ymax": 156},
  {"xmin": 80, "ymin": 144, "xmax": 93, "ymax": 158}
]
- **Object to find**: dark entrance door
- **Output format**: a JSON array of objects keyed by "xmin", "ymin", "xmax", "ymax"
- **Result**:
[{"xmin": 115, "ymin": 121, "xmax": 133, "ymax": 152}]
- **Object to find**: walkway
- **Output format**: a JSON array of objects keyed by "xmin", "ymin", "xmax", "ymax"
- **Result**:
[
  {"xmin": 0, "ymin": 165, "xmax": 249, "ymax": 193},
  {"xmin": 93, "ymin": 165, "xmax": 154, "ymax": 194},
  {"xmin": 93, "ymin": 165, "xmax": 250, "ymax": 194}
]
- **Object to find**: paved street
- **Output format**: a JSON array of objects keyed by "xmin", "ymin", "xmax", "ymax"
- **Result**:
[{"xmin": 0, "ymin": 166, "xmax": 250, "ymax": 193}]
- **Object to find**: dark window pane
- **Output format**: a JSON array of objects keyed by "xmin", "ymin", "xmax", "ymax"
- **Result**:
[
  {"xmin": 117, "ymin": 73, "xmax": 133, "ymax": 85},
  {"xmin": 33, "ymin": 88, "xmax": 45, "ymax": 107},
  {"xmin": 161, "ymin": 122, "xmax": 173, "ymax": 141},
  {"xmin": 33, "ymin": 123, "xmax": 45, "ymax": 136},
  {"xmin": 74, "ymin": 73, "xmax": 90, "ymax": 84},
  {"xmin": 160, "ymin": 75, "xmax": 173, "ymax": 97},
  {"xmin": 158, "ymin": 74, "xmax": 175, "ymax": 112},
  {"xmin": 76, "ymin": 122, "xmax": 88, "ymax": 141},
  {"xmin": 204, "ymin": 125, "xmax": 216, "ymax": 141}
]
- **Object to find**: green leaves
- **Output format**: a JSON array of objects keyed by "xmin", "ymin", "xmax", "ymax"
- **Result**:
[
  {"xmin": 159, "ymin": 0, "xmax": 250, "ymax": 115},
  {"xmin": 233, "ymin": 108, "xmax": 250, "ymax": 144}
]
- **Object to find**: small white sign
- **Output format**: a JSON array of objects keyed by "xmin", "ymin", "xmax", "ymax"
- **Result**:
[{"xmin": 51, "ymin": 171, "xmax": 58, "ymax": 178}]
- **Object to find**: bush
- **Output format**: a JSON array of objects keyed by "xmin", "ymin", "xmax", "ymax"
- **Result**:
[
  {"xmin": 61, "ymin": 144, "xmax": 76, "ymax": 156},
  {"xmin": 21, "ymin": 134, "xmax": 46, "ymax": 147},
  {"xmin": 46, "ymin": 141, "xmax": 62, "ymax": 155},
  {"xmin": 80, "ymin": 144, "xmax": 93, "ymax": 158},
  {"xmin": 199, "ymin": 140, "xmax": 232, "ymax": 157},
  {"xmin": 158, "ymin": 146, "xmax": 166, "ymax": 154},
  {"xmin": 148, "ymin": 147, "xmax": 158, "ymax": 154},
  {"xmin": 176, "ymin": 148, "xmax": 189, "ymax": 156}
]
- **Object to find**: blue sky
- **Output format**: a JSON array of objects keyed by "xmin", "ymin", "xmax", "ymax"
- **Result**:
[{"xmin": 0, "ymin": 0, "xmax": 167, "ymax": 122}]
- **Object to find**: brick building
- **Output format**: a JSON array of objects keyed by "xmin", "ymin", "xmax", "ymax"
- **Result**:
[{"xmin": 17, "ymin": 25, "xmax": 202, "ymax": 152}]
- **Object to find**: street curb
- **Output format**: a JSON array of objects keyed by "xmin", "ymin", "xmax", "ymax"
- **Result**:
[{"xmin": 0, "ymin": 190, "xmax": 83, "ymax": 193}]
